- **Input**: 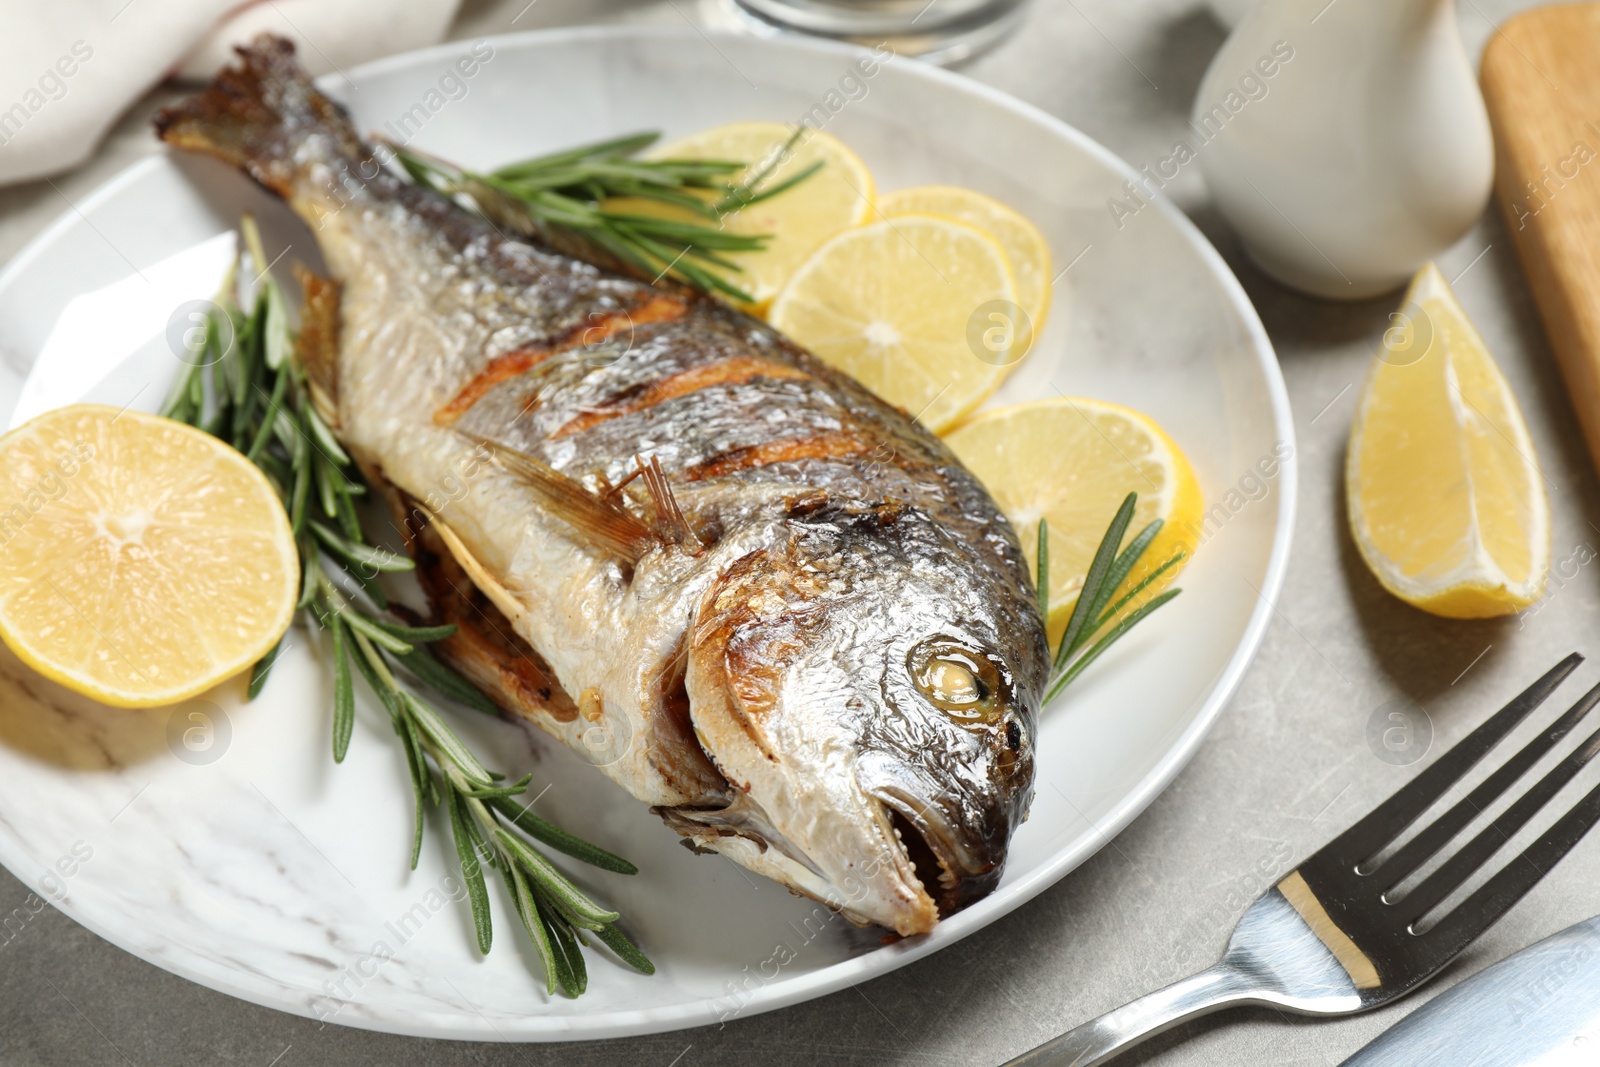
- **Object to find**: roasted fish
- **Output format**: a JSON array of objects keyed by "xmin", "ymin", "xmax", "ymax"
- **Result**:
[{"xmin": 155, "ymin": 37, "xmax": 1047, "ymax": 935}]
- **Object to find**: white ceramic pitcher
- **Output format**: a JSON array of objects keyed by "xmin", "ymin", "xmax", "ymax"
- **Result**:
[{"xmin": 1192, "ymin": 0, "xmax": 1493, "ymax": 300}]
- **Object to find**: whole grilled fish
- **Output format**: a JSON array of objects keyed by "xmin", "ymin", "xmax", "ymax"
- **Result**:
[{"xmin": 155, "ymin": 37, "xmax": 1047, "ymax": 935}]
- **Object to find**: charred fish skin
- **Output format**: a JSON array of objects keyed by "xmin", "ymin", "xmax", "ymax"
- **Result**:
[{"xmin": 155, "ymin": 37, "xmax": 1047, "ymax": 936}]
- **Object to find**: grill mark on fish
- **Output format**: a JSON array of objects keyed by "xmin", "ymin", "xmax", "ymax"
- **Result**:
[
  {"xmin": 684, "ymin": 431, "xmax": 872, "ymax": 481},
  {"xmin": 434, "ymin": 346, "xmax": 555, "ymax": 425},
  {"xmin": 434, "ymin": 292, "xmax": 688, "ymax": 425},
  {"xmin": 550, "ymin": 356, "xmax": 811, "ymax": 439}
]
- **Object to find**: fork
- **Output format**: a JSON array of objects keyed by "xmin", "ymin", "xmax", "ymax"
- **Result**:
[{"xmin": 1005, "ymin": 653, "xmax": 1600, "ymax": 1067}]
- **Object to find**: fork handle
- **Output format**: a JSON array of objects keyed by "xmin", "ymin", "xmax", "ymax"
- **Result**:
[{"xmin": 1002, "ymin": 963, "xmax": 1254, "ymax": 1067}]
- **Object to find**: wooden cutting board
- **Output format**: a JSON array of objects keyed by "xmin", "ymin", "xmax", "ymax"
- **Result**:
[{"xmin": 1482, "ymin": 3, "xmax": 1600, "ymax": 474}]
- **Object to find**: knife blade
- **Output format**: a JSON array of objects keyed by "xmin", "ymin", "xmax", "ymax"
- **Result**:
[{"xmin": 1339, "ymin": 917, "xmax": 1600, "ymax": 1066}]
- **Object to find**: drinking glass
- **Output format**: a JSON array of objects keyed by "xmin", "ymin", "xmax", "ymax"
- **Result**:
[{"xmin": 728, "ymin": 0, "xmax": 1031, "ymax": 64}]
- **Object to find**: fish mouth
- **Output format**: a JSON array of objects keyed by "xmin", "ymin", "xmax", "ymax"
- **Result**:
[{"xmin": 871, "ymin": 786, "xmax": 1003, "ymax": 917}]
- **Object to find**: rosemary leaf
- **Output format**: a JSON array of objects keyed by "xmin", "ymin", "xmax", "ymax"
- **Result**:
[
  {"xmin": 309, "ymin": 520, "xmax": 415, "ymax": 574},
  {"xmin": 488, "ymin": 795, "xmax": 637, "ymax": 875},
  {"xmin": 330, "ymin": 613, "xmax": 354, "ymax": 762},
  {"xmin": 713, "ymin": 125, "xmax": 810, "ymax": 212},
  {"xmin": 719, "ymin": 159, "xmax": 822, "ymax": 212},
  {"xmin": 295, "ymin": 534, "xmax": 320, "ymax": 610},
  {"xmin": 314, "ymin": 449, "xmax": 339, "ymax": 519},
  {"xmin": 1102, "ymin": 518, "xmax": 1163, "ymax": 596},
  {"xmin": 502, "ymin": 865, "xmax": 558, "ymax": 995},
  {"xmin": 595, "ymin": 923, "xmax": 655, "ymax": 975},
  {"xmin": 1053, "ymin": 493, "xmax": 1136, "ymax": 672},
  {"xmin": 536, "ymin": 890, "xmax": 586, "ymax": 998},
  {"xmin": 496, "ymin": 829, "xmax": 620, "ymax": 928},
  {"xmin": 331, "ymin": 473, "xmax": 364, "ymax": 544},
  {"xmin": 368, "ymin": 620, "xmax": 459, "ymax": 643},
  {"xmin": 400, "ymin": 719, "xmax": 429, "ymax": 868},
  {"xmin": 1075, "ymin": 520, "xmax": 1165, "ymax": 658},
  {"xmin": 404, "ymin": 691, "xmax": 493, "ymax": 786},
  {"xmin": 289, "ymin": 443, "xmax": 311, "ymax": 534},
  {"xmin": 303, "ymin": 403, "xmax": 351, "ymax": 465},
  {"xmin": 245, "ymin": 370, "xmax": 287, "ymax": 464},
  {"xmin": 1093, "ymin": 552, "xmax": 1185, "ymax": 635},
  {"xmin": 263, "ymin": 282, "xmax": 292, "ymax": 370},
  {"xmin": 555, "ymin": 918, "xmax": 589, "ymax": 998},
  {"xmin": 394, "ymin": 646, "xmax": 501, "ymax": 717},
  {"xmin": 273, "ymin": 404, "xmax": 301, "ymax": 463},
  {"xmin": 349, "ymin": 629, "xmax": 404, "ymax": 705},
  {"xmin": 445, "ymin": 786, "xmax": 494, "ymax": 955},
  {"xmin": 248, "ymin": 641, "xmax": 283, "ymax": 700},
  {"xmin": 337, "ymin": 609, "xmax": 413, "ymax": 654},
  {"xmin": 460, "ymin": 784, "xmax": 531, "ymax": 801},
  {"xmin": 1035, "ymin": 519, "xmax": 1050, "ymax": 621},
  {"xmin": 1045, "ymin": 589, "xmax": 1182, "ymax": 705}
]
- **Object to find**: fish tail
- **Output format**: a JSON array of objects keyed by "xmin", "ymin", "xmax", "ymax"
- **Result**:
[{"xmin": 153, "ymin": 35, "xmax": 363, "ymax": 201}]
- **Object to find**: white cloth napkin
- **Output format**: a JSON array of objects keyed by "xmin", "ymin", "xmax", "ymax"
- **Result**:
[{"xmin": 0, "ymin": 0, "xmax": 461, "ymax": 187}]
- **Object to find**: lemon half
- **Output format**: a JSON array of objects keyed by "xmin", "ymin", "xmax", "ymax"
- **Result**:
[{"xmin": 0, "ymin": 405, "xmax": 298, "ymax": 707}]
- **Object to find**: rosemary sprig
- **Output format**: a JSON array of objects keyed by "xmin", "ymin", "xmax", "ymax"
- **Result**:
[
  {"xmin": 1038, "ymin": 492, "xmax": 1185, "ymax": 705},
  {"xmin": 387, "ymin": 127, "xmax": 818, "ymax": 304},
  {"xmin": 164, "ymin": 216, "xmax": 652, "ymax": 996}
]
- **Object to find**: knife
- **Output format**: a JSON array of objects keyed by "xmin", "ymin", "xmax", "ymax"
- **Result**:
[{"xmin": 1339, "ymin": 916, "xmax": 1600, "ymax": 1066}]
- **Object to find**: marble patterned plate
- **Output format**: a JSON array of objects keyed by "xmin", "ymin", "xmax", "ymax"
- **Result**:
[{"xmin": 0, "ymin": 27, "xmax": 1294, "ymax": 1040}]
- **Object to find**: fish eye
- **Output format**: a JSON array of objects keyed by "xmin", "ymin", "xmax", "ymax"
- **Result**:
[{"xmin": 908, "ymin": 637, "xmax": 1003, "ymax": 725}]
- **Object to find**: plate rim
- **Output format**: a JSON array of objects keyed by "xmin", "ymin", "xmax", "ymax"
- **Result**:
[{"xmin": 0, "ymin": 23, "xmax": 1296, "ymax": 1042}]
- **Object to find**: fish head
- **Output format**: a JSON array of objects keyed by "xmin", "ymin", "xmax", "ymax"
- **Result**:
[{"xmin": 686, "ymin": 503, "xmax": 1046, "ymax": 935}]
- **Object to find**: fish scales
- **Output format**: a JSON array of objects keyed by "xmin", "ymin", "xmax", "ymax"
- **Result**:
[{"xmin": 155, "ymin": 36, "xmax": 1047, "ymax": 935}]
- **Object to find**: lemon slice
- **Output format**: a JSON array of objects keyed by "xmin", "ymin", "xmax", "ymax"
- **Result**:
[
  {"xmin": 878, "ymin": 185, "xmax": 1053, "ymax": 344},
  {"xmin": 1347, "ymin": 263, "xmax": 1549, "ymax": 618},
  {"xmin": 944, "ymin": 397, "xmax": 1201, "ymax": 636},
  {"xmin": 0, "ymin": 405, "xmax": 298, "ymax": 707},
  {"xmin": 769, "ymin": 215, "xmax": 1018, "ymax": 432},
  {"xmin": 616, "ymin": 121, "xmax": 874, "ymax": 311}
]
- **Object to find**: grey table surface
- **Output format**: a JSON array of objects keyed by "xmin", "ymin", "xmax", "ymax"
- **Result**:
[{"xmin": 2, "ymin": 0, "xmax": 1596, "ymax": 1064}]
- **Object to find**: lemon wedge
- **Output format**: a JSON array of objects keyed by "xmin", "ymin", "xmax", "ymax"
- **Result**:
[
  {"xmin": 616, "ymin": 121, "xmax": 875, "ymax": 311},
  {"xmin": 0, "ymin": 405, "xmax": 298, "ymax": 707},
  {"xmin": 878, "ymin": 185, "xmax": 1053, "ymax": 344},
  {"xmin": 1347, "ymin": 263, "xmax": 1549, "ymax": 617},
  {"xmin": 944, "ymin": 397, "xmax": 1201, "ymax": 636},
  {"xmin": 769, "ymin": 215, "xmax": 1018, "ymax": 432}
]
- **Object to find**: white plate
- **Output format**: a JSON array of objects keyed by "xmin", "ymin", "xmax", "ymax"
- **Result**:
[{"xmin": 0, "ymin": 27, "xmax": 1294, "ymax": 1041}]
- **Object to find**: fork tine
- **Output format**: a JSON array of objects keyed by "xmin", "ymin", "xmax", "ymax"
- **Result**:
[
  {"xmin": 1394, "ymin": 723, "xmax": 1600, "ymax": 925},
  {"xmin": 1322, "ymin": 653, "xmax": 1581, "ymax": 866},
  {"xmin": 1421, "ymin": 767, "xmax": 1600, "ymax": 960},
  {"xmin": 1370, "ymin": 678, "xmax": 1600, "ymax": 886}
]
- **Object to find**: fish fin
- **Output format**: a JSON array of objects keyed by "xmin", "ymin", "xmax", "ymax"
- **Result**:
[
  {"xmin": 293, "ymin": 263, "xmax": 341, "ymax": 422},
  {"xmin": 638, "ymin": 454, "xmax": 703, "ymax": 553},
  {"xmin": 152, "ymin": 35, "xmax": 361, "ymax": 198},
  {"xmin": 468, "ymin": 435, "xmax": 656, "ymax": 563},
  {"xmin": 411, "ymin": 521, "xmax": 580, "ymax": 725}
]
